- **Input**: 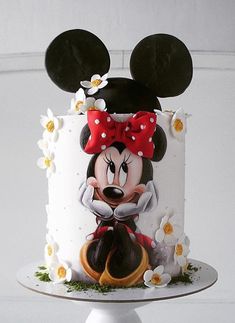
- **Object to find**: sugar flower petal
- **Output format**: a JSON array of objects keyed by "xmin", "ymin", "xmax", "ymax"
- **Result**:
[
  {"xmin": 155, "ymin": 228, "xmax": 164, "ymax": 242},
  {"xmin": 98, "ymin": 80, "xmax": 108, "ymax": 89},
  {"xmin": 95, "ymin": 99, "xmax": 106, "ymax": 111},
  {"xmin": 87, "ymin": 87, "xmax": 98, "ymax": 95},
  {"xmin": 158, "ymin": 273, "xmax": 171, "ymax": 286},
  {"xmin": 101, "ymin": 73, "xmax": 108, "ymax": 81},
  {"xmin": 91, "ymin": 74, "xmax": 101, "ymax": 81},
  {"xmin": 47, "ymin": 108, "xmax": 54, "ymax": 119},
  {"xmin": 86, "ymin": 97, "xmax": 96, "ymax": 106},
  {"xmin": 143, "ymin": 270, "xmax": 153, "ymax": 282},
  {"xmin": 153, "ymin": 265, "xmax": 164, "ymax": 275},
  {"xmin": 80, "ymin": 80, "xmax": 92, "ymax": 88},
  {"xmin": 37, "ymin": 157, "xmax": 47, "ymax": 169}
]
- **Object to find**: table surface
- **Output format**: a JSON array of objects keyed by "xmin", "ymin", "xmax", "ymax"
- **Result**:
[{"xmin": 17, "ymin": 259, "xmax": 218, "ymax": 304}]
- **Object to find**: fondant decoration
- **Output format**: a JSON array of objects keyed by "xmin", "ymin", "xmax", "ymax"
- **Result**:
[
  {"xmin": 155, "ymin": 210, "xmax": 182, "ymax": 246},
  {"xmin": 45, "ymin": 30, "xmax": 192, "ymax": 114},
  {"xmin": 68, "ymin": 88, "xmax": 87, "ymax": 115},
  {"xmin": 130, "ymin": 34, "xmax": 193, "ymax": 97},
  {"xmin": 83, "ymin": 110, "xmax": 156, "ymax": 158},
  {"xmin": 81, "ymin": 73, "xmax": 108, "ymax": 95},
  {"xmin": 68, "ymin": 89, "xmax": 106, "ymax": 115},
  {"xmin": 174, "ymin": 234, "xmax": 190, "ymax": 267},
  {"xmin": 44, "ymin": 234, "xmax": 59, "ymax": 267},
  {"xmin": 37, "ymin": 150, "xmax": 55, "ymax": 178},
  {"xmin": 91, "ymin": 77, "xmax": 161, "ymax": 113},
  {"xmin": 37, "ymin": 138, "xmax": 49, "ymax": 153},
  {"xmin": 143, "ymin": 265, "xmax": 171, "ymax": 288},
  {"xmin": 45, "ymin": 29, "xmax": 110, "ymax": 93},
  {"xmin": 40, "ymin": 109, "xmax": 61, "ymax": 142},
  {"xmin": 78, "ymin": 111, "xmax": 168, "ymax": 286},
  {"xmin": 80, "ymin": 223, "xmax": 149, "ymax": 287},
  {"xmin": 49, "ymin": 260, "xmax": 72, "ymax": 283},
  {"xmin": 82, "ymin": 97, "xmax": 106, "ymax": 113},
  {"xmin": 171, "ymin": 108, "xmax": 186, "ymax": 141}
]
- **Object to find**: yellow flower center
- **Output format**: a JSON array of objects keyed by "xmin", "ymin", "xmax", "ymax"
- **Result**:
[
  {"xmin": 44, "ymin": 158, "xmax": 51, "ymax": 168},
  {"xmin": 173, "ymin": 118, "xmax": 184, "ymax": 132},
  {"xmin": 47, "ymin": 245, "xmax": 53, "ymax": 256},
  {"xmin": 57, "ymin": 266, "xmax": 66, "ymax": 279},
  {"xmin": 46, "ymin": 120, "xmax": 55, "ymax": 132},
  {"xmin": 91, "ymin": 79, "xmax": 102, "ymax": 87},
  {"xmin": 151, "ymin": 273, "xmax": 162, "ymax": 285},
  {"xmin": 75, "ymin": 100, "xmax": 84, "ymax": 111},
  {"xmin": 176, "ymin": 243, "xmax": 183, "ymax": 256},
  {"xmin": 88, "ymin": 106, "xmax": 98, "ymax": 111},
  {"xmin": 163, "ymin": 222, "xmax": 173, "ymax": 235}
]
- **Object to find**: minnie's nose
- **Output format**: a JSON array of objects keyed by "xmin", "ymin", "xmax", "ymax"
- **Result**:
[{"xmin": 103, "ymin": 186, "xmax": 124, "ymax": 199}]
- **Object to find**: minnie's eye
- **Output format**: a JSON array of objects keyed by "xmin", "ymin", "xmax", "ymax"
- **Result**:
[
  {"xmin": 119, "ymin": 162, "xmax": 128, "ymax": 187},
  {"xmin": 107, "ymin": 161, "xmax": 115, "ymax": 184}
]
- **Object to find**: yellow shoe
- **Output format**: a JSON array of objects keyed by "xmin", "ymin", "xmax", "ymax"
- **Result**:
[{"xmin": 99, "ymin": 244, "xmax": 149, "ymax": 287}]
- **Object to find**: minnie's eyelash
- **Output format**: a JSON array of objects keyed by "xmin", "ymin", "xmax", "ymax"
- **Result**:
[
  {"xmin": 123, "ymin": 153, "xmax": 132, "ymax": 165},
  {"xmin": 103, "ymin": 153, "xmax": 113, "ymax": 164}
]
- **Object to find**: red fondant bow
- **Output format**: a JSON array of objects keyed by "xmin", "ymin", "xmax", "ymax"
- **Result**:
[{"xmin": 84, "ymin": 111, "xmax": 157, "ymax": 158}]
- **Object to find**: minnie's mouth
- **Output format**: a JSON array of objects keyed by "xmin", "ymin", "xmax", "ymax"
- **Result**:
[{"xmin": 94, "ymin": 187, "xmax": 140, "ymax": 208}]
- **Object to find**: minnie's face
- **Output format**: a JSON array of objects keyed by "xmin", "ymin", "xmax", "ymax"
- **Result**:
[{"xmin": 87, "ymin": 146, "xmax": 146, "ymax": 208}]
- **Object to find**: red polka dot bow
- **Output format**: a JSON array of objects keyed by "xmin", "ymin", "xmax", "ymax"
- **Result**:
[{"xmin": 84, "ymin": 111, "xmax": 157, "ymax": 158}]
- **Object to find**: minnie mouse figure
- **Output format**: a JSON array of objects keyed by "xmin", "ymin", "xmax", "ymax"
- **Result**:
[{"xmin": 45, "ymin": 29, "xmax": 192, "ymax": 286}]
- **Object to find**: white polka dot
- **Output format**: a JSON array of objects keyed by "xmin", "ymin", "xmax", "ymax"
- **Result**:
[
  {"xmin": 95, "ymin": 119, "xmax": 100, "ymax": 124},
  {"xmin": 140, "ymin": 124, "xmax": 145, "ymax": 130},
  {"xmin": 101, "ymin": 145, "xmax": 106, "ymax": 150},
  {"xmin": 89, "ymin": 135, "xmax": 92, "ymax": 140},
  {"xmin": 132, "ymin": 136, "xmax": 136, "ymax": 141},
  {"xmin": 149, "ymin": 137, "xmax": 152, "ymax": 142},
  {"xmin": 101, "ymin": 132, "xmax": 106, "ymax": 138},
  {"xmin": 125, "ymin": 126, "xmax": 130, "ymax": 131},
  {"xmin": 150, "ymin": 117, "xmax": 154, "ymax": 123},
  {"xmin": 138, "ymin": 151, "xmax": 143, "ymax": 156},
  {"xmin": 107, "ymin": 117, "xmax": 111, "ymax": 122}
]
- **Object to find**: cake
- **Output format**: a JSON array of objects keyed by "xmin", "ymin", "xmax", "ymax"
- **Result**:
[{"xmin": 37, "ymin": 29, "xmax": 193, "ymax": 288}]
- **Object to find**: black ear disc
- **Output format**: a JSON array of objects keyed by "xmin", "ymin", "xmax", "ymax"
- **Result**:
[
  {"xmin": 130, "ymin": 34, "xmax": 193, "ymax": 98},
  {"xmin": 45, "ymin": 29, "xmax": 110, "ymax": 93}
]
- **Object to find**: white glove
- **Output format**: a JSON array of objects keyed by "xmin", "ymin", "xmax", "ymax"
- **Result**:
[
  {"xmin": 78, "ymin": 182, "xmax": 113, "ymax": 220},
  {"xmin": 114, "ymin": 180, "xmax": 158, "ymax": 220}
]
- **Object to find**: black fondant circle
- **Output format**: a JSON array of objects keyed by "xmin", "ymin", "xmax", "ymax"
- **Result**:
[
  {"xmin": 130, "ymin": 34, "xmax": 193, "ymax": 97},
  {"xmin": 91, "ymin": 77, "xmax": 161, "ymax": 113},
  {"xmin": 45, "ymin": 29, "xmax": 110, "ymax": 92}
]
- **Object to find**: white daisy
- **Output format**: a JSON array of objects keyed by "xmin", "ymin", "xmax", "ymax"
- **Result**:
[
  {"xmin": 37, "ymin": 150, "xmax": 55, "ymax": 178},
  {"xmin": 143, "ymin": 265, "xmax": 171, "ymax": 288},
  {"xmin": 155, "ymin": 210, "xmax": 183, "ymax": 246},
  {"xmin": 44, "ymin": 234, "xmax": 59, "ymax": 267},
  {"xmin": 174, "ymin": 234, "xmax": 190, "ymax": 267},
  {"xmin": 80, "ymin": 73, "xmax": 108, "ymax": 95},
  {"xmin": 49, "ymin": 260, "xmax": 72, "ymax": 284},
  {"xmin": 68, "ymin": 88, "xmax": 87, "ymax": 115},
  {"xmin": 40, "ymin": 108, "xmax": 61, "ymax": 142},
  {"xmin": 170, "ymin": 108, "xmax": 186, "ymax": 141},
  {"xmin": 81, "ymin": 97, "xmax": 106, "ymax": 113}
]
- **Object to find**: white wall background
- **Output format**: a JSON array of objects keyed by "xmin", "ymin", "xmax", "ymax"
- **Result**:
[{"xmin": 0, "ymin": 1, "xmax": 235, "ymax": 322}]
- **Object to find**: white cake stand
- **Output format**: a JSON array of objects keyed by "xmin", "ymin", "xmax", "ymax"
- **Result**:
[{"xmin": 17, "ymin": 259, "xmax": 217, "ymax": 323}]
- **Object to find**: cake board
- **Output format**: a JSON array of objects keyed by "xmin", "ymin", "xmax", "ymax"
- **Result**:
[{"xmin": 17, "ymin": 259, "xmax": 217, "ymax": 323}]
